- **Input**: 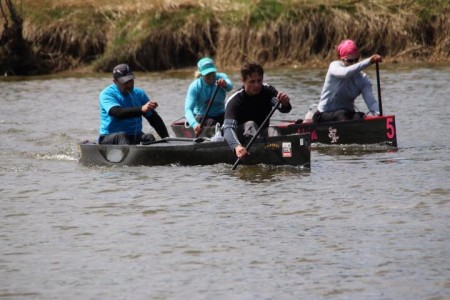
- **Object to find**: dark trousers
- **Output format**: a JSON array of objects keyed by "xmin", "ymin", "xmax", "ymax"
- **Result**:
[
  {"xmin": 313, "ymin": 110, "xmax": 365, "ymax": 123},
  {"xmin": 99, "ymin": 132, "xmax": 155, "ymax": 145}
]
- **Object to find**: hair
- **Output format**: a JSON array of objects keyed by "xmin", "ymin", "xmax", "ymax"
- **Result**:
[{"xmin": 240, "ymin": 61, "xmax": 264, "ymax": 80}]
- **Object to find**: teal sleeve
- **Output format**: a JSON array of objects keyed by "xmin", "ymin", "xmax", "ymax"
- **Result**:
[
  {"xmin": 218, "ymin": 73, "xmax": 233, "ymax": 92},
  {"xmin": 184, "ymin": 81, "xmax": 199, "ymax": 128}
]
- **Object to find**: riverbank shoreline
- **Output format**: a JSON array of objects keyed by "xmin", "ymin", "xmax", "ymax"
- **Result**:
[{"xmin": 2, "ymin": 60, "xmax": 450, "ymax": 82}]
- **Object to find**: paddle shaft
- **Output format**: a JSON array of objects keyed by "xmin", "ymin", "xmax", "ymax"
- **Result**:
[
  {"xmin": 376, "ymin": 62, "xmax": 383, "ymax": 116},
  {"xmin": 197, "ymin": 83, "xmax": 220, "ymax": 136},
  {"xmin": 231, "ymin": 99, "xmax": 281, "ymax": 170}
]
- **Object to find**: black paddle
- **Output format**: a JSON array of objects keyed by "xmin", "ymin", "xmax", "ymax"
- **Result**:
[
  {"xmin": 375, "ymin": 61, "xmax": 383, "ymax": 116},
  {"xmin": 140, "ymin": 137, "xmax": 205, "ymax": 145},
  {"xmin": 197, "ymin": 83, "xmax": 220, "ymax": 137},
  {"xmin": 231, "ymin": 98, "xmax": 281, "ymax": 170}
]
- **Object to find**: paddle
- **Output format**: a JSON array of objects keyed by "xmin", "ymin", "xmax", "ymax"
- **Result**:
[
  {"xmin": 375, "ymin": 61, "xmax": 383, "ymax": 116},
  {"xmin": 140, "ymin": 137, "xmax": 205, "ymax": 145},
  {"xmin": 197, "ymin": 83, "xmax": 220, "ymax": 137},
  {"xmin": 231, "ymin": 98, "xmax": 281, "ymax": 170}
]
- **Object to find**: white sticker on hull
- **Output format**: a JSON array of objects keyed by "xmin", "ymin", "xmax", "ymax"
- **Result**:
[
  {"xmin": 282, "ymin": 142, "xmax": 292, "ymax": 157},
  {"xmin": 328, "ymin": 127, "xmax": 339, "ymax": 143}
]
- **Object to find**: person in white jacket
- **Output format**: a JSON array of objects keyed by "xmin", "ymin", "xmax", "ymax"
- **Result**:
[{"xmin": 313, "ymin": 39, "xmax": 383, "ymax": 123}]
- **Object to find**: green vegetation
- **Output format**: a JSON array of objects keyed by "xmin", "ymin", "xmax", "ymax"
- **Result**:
[
  {"xmin": 146, "ymin": 7, "xmax": 213, "ymax": 29},
  {"xmin": 248, "ymin": 0, "xmax": 286, "ymax": 27}
]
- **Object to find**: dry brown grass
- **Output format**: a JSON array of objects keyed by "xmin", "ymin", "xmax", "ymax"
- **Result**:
[
  {"xmin": 22, "ymin": 0, "xmax": 248, "ymax": 12},
  {"xmin": 20, "ymin": 0, "xmax": 417, "ymax": 12},
  {"xmin": 3, "ymin": 0, "xmax": 449, "ymax": 74}
]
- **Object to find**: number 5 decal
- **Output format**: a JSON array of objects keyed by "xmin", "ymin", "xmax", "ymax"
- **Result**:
[{"xmin": 386, "ymin": 117, "xmax": 395, "ymax": 139}]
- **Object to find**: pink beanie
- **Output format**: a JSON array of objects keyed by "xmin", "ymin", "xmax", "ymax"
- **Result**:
[{"xmin": 337, "ymin": 39, "xmax": 359, "ymax": 59}]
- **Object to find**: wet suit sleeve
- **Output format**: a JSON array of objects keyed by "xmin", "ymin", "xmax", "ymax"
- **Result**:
[
  {"xmin": 144, "ymin": 110, "xmax": 169, "ymax": 138},
  {"xmin": 279, "ymin": 102, "xmax": 292, "ymax": 113},
  {"xmin": 267, "ymin": 85, "xmax": 292, "ymax": 113},
  {"xmin": 223, "ymin": 119, "xmax": 241, "ymax": 150},
  {"xmin": 223, "ymin": 96, "xmax": 241, "ymax": 151},
  {"xmin": 274, "ymin": 97, "xmax": 292, "ymax": 113},
  {"xmin": 109, "ymin": 106, "xmax": 142, "ymax": 119}
]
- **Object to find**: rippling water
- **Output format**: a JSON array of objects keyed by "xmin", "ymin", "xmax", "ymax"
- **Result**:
[{"xmin": 1, "ymin": 64, "xmax": 449, "ymax": 299}]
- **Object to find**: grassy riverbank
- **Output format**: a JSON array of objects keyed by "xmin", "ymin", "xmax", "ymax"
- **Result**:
[{"xmin": 3, "ymin": 0, "xmax": 450, "ymax": 74}]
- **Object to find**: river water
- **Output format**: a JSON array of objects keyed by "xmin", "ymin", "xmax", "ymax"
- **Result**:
[{"xmin": 1, "ymin": 64, "xmax": 449, "ymax": 300}]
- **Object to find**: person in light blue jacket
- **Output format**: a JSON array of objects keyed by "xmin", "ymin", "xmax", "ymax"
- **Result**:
[{"xmin": 184, "ymin": 57, "xmax": 233, "ymax": 136}]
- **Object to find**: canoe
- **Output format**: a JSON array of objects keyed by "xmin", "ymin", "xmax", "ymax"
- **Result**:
[
  {"xmin": 78, "ymin": 134, "xmax": 311, "ymax": 168},
  {"xmin": 275, "ymin": 115, "xmax": 397, "ymax": 147},
  {"xmin": 170, "ymin": 117, "xmax": 216, "ymax": 138},
  {"xmin": 171, "ymin": 115, "xmax": 397, "ymax": 147}
]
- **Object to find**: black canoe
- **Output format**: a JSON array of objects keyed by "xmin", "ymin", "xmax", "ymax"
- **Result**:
[
  {"xmin": 171, "ymin": 115, "xmax": 397, "ymax": 147},
  {"xmin": 275, "ymin": 115, "xmax": 397, "ymax": 147},
  {"xmin": 78, "ymin": 134, "xmax": 311, "ymax": 168}
]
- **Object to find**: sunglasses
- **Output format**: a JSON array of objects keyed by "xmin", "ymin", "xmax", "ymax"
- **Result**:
[{"xmin": 344, "ymin": 58, "xmax": 359, "ymax": 64}]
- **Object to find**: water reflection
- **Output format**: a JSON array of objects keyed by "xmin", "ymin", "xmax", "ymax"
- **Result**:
[
  {"xmin": 223, "ymin": 164, "xmax": 311, "ymax": 182},
  {"xmin": 313, "ymin": 143, "xmax": 399, "ymax": 156},
  {"xmin": 1, "ymin": 65, "xmax": 450, "ymax": 299}
]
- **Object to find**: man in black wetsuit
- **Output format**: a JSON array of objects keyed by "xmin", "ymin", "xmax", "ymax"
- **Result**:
[{"xmin": 223, "ymin": 62, "xmax": 292, "ymax": 159}]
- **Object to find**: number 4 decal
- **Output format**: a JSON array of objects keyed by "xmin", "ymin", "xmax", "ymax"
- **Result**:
[{"xmin": 386, "ymin": 117, "xmax": 395, "ymax": 139}]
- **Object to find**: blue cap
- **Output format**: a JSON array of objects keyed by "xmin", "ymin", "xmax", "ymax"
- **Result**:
[{"xmin": 197, "ymin": 57, "xmax": 217, "ymax": 76}]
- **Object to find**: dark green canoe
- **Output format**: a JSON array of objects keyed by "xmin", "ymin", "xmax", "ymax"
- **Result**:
[{"xmin": 78, "ymin": 134, "xmax": 311, "ymax": 168}]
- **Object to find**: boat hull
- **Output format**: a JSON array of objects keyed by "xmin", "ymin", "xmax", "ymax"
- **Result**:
[
  {"xmin": 78, "ymin": 134, "xmax": 311, "ymax": 168},
  {"xmin": 170, "ymin": 117, "xmax": 216, "ymax": 138},
  {"xmin": 276, "ymin": 115, "xmax": 397, "ymax": 147},
  {"xmin": 171, "ymin": 115, "xmax": 397, "ymax": 147}
]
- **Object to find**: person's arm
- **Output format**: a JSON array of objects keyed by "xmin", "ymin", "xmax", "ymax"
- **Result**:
[
  {"xmin": 109, "ymin": 106, "xmax": 142, "ymax": 119},
  {"xmin": 329, "ymin": 58, "xmax": 372, "ymax": 78},
  {"xmin": 144, "ymin": 110, "xmax": 169, "ymax": 138},
  {"xmin": 361, "ymin": 76, "xmax": 380, "ymax": 115},
  {"xmin": 184, "ymin": 81, "xmax": 200, "ymax": 128},
  {"xmin": 223, "ymin": 94, "xmax": 250, "ymax": 158},
  {"xmin": 223, "ymin": 119, "xmax": 240, "ymax": 150},
  {"xmin": 217, "ymin": 73, "xmax": 233, "ymax": 92},
  {"xmin": 108, "ymin": 88, "xmax": 157, "ymax": 119},
  {"xmin": 279, "ymin": 103, "xmax": 292, "ymax": 113},
  {"xmin": 223, "ymin": 118, "xmax": 248, "ymax": 158},
  {"xmin": 100, "ymin": 86, "xmax": 138, "ymax": 119},
  {"xmin": 266, "ymin": 84, "xmax": 292, "ymax": 113},
  {"xmin": 274, "ymin": 94, "xmax": 292, "ymax": 113}
]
